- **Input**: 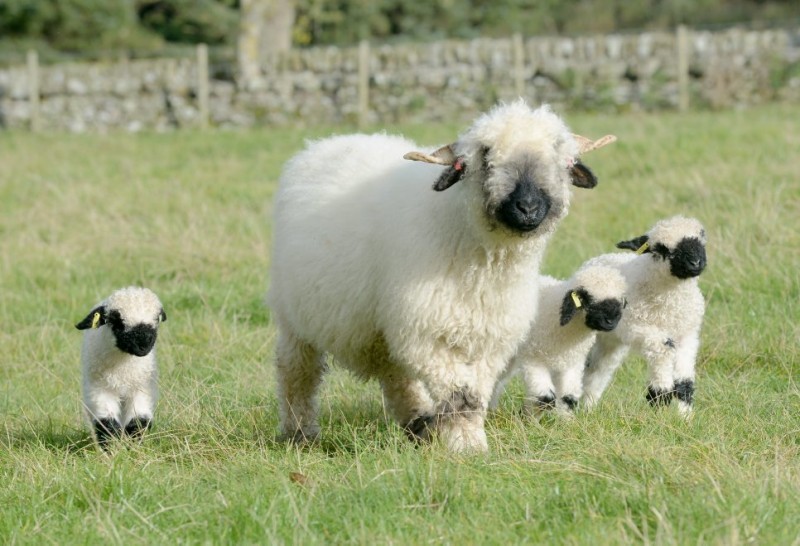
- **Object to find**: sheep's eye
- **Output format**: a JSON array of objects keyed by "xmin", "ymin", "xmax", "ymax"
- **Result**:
[
  {"xmin": 106, "ymin": 310, "xmax": 124, "ymax": 331},
  {"xmin": 652, "ymin": 243, "xmax": 671, "ymax": 259}
]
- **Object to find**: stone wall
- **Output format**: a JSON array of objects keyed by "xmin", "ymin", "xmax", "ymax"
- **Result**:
[{"xmin": 1, "ymin": 26, "xmax": 798, "ymax": 132}]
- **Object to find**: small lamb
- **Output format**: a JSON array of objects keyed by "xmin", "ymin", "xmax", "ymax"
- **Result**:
[
  {"xmin": 581, "ymin": 216, "xmax": 707, "ymax": 415},
  {"xmin": 75, "ymin": 286, "xmax": 166, "ymax": 447},
  {"xmin": 492, "ymin": 264, "xmax": 627, "ymax": 417}
]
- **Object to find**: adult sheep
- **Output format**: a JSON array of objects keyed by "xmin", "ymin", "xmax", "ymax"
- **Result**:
[{"xmin": 267, "ymin": 100, "xmax": 615, "ymax": 452}]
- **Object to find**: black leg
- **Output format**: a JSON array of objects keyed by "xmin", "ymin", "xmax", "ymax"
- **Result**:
[{"xmin": 673, "ymin": 379, "xmax": 695, "ymax": 406}]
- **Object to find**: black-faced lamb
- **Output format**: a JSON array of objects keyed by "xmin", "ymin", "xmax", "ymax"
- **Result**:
[
  {"xmin": 75, "ymin": 286, "xmax": 166, "ymax": 447},
  {"xmin": 581, "ymin": 216, "xmax": 707, "ymax": 415},
  {"xmin": 267, "ymin": 100, "xmax": 615, "ymax": 452},
  {"xmin": 491, "ymin": 264, "xmax": 628, "ymax": 417}
]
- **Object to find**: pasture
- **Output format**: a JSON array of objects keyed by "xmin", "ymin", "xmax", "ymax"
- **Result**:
[{"xmin": 1, "ymin": 104, "xmax": 798, "ymax": 544}]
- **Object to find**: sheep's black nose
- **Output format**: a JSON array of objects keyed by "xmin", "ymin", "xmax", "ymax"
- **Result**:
[
  {"xmin": 116, "ymin": 324, "xmax": 158, "ymax": 357},
  {"xmin": 497, "ymin": 181, "xmax": 551, "ymax": 233}
]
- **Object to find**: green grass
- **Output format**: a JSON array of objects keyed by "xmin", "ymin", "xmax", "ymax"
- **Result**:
[{"xmin": 1, "ymin": 104, "xmax": 799, "ymax": 545}]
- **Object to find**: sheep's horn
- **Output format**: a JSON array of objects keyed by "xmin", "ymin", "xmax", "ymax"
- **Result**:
[
  {"xmin": 403, "ymin": 144, "xmax": 457, "ymax": 165},
  {"xmin": 573, "ymin": 133, "xmax": 617, "ymax": 154}
]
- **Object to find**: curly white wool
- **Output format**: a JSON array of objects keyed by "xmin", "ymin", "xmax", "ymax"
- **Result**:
[
  {"xmin": 268, "ymin": 100, "xmax": 610, "ymax": 452},
  {"xmin": 581, "ymin": 216, "xmax": 707, "ymax": 415}
]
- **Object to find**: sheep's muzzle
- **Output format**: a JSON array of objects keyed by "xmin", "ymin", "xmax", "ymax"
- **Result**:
[{"xmin": 115, "ymin": 324, "xmax": 158, "ymax": 357}]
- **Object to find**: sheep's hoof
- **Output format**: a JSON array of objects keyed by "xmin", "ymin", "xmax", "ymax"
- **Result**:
[
  {"xmin": 278, "ymin": 429, "xmax": 320, "ymax": 445},
  {"xmin": 94, "ymin": 418, "xmax": 122, "ymax": 449},
  {"xmin": 124, "ymin": 417, "xmax": 152, "ymax": 439},
  {"xmin": 646, "ymin": 386, "xmax": 674, "ymax": 407},
  {"xmin": 437, "ymin": 418, "xmax": 489, "ymax": 453},
  {"xmin": 404, "ymin": 415, "xmax": 435, "ymax": 443}
]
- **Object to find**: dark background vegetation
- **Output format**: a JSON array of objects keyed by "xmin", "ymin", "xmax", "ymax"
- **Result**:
[{"xmin": 0, "ymin": 0, "xmax": 798, "ymax": 63}]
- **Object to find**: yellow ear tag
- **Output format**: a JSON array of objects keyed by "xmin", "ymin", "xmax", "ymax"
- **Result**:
[
  {"xmin": 636, "ymin": 242, "xmax": 649, "ymax": 254},
  {"xmin": 91, "ymin": 312, "xmax": 101, "ymax": 329},
  {"xmin": 571, "ymin": 291, "xmax": 582, "ymax": 308}
]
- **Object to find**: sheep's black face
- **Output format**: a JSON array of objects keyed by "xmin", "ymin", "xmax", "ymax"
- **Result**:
[
  {"xmin": 495, "ymin": 172, "xmax": 552, "ymax": 233},
  {"xmin": 654, "ymin": 237, "xmax": 706, "ymax": 279},
  {"xmin": 584, "ymin": 299, "xmax": 624, "ymax": 332},
  {"xmin": 107, "ymin": 310, "xmax": 158, "ymax": 357}
]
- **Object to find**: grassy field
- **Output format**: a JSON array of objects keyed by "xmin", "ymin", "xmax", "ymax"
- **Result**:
[{"xmin": 1, "ymin": 104, "xmax": 798, "ymax": 545}]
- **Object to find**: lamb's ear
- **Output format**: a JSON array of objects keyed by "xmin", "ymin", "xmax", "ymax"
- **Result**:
[
  {"xmin": 569, "ymin": 160, "xmax": 598, "ymax": 189},
  {"xmin": 159, "ymin": 309, "xmax": 167, "ymax": 323},
  {"xmin": 617, "ymin": 234, "xmax": 650, "ymax": 253},
  {"xmin": 433, "ymin": 160, "xmax": 467, "ymax": 191},
  {"xmin": 76, "ymin": 306, "xmax": 106, "ymax": 330},
  {"xmin": 560, "ymin": 290, "xmax": 584, "ymax": 326}
]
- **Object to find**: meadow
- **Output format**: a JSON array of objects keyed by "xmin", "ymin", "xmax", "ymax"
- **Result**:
[{"xmin": 1, "ymin": 104, "xmax": 798, "ymax": 544}]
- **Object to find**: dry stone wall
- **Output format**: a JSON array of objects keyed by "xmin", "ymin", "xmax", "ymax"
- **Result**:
[{"xmin": 1, "ymin": 26, "xmax": 798, "ymax": 132}]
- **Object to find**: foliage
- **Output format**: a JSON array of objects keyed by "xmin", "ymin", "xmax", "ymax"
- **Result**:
[{"xmin": 0, "ymin": 104, "xmax": 799, "ymax": 543}]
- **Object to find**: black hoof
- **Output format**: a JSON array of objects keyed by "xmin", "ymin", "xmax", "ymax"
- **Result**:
[
  {"xmin": 124, "ymin": 417, "xmax": 152, "ymax": 438},
  {"xmin": 673, "ymin": 379, "xmax": 695, "ymax": 406},
  {"xmin": 404, "ymin": 414, "xmax": 435, "ymax": 442},
  {"xmin": 94, "ymin": 418, "xmax": 122, "ymax": 448},
  {"xmin": 646, "ymin": 386, "xmax": 674, "ymax": 406}
]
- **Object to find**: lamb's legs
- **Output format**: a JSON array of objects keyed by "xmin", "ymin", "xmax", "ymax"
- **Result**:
[
  {"xmin": 521, "ymin": 363, "xmax": 557, "ymax": 418},
  {"xmin": 671, "ymin": 335, "xmax": 700, "ymax": 416},
  {"xmin": 554, "ymin": 364, "xmax": 584, "ymax": 417},
  {"xmin": 122, "ymin": 388, "xmax": 156, "ymax": 439},
  {"xmin": 582, "ymin": 334, "xmax": 629, "ymax": 409},
  {"xmin": 275, "ymin": 329, "xmax": 325, "ymax": 443},
  {"xmin": 643, "ymin": 336, "xmax": 679, "ymax": 407},
  {"xmin": 84, "ymin": 391, "xmax": 123, "ymax": 448}
]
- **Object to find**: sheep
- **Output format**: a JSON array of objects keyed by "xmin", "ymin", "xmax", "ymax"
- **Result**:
[
  {"xmin": 75, "ymin": 286, "xmax": 167, "ymax": 447},
  {"xmin": 267, "ymin": 100, "xmax": 616, "ymax": 452},
  {"xmin": 491, "ymin": 264, "xmax": 628, "ymax": 418},
  {"xmin": 580, "ymin": 216, "xmax": 707, "ymax": 415}
]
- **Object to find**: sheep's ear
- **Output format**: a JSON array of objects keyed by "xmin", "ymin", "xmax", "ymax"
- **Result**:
[
  {"xmin": 569, "ymin": 161, "xmax": 598, "ymax": 189},
  {"xmin": 159, "ymin": 309, "xmax": 167, "ymax": 323},
  {"xmin": 560, "ymin": 290, "xmax": 585, "ymax": 326},
  {"xmin": 403, "ymin": 144, "xmax": 456, "ymax": 166},
  {"xmin": 76, "ymin": 306, "xmax": 106, "ymax": 330},
  {"xmin": 617, "ymin": 234, "xmax": 650, "ymax": 253},
  {"xmin": 433, "ymin": 160, "xmax": 467, "ymax": 191}
]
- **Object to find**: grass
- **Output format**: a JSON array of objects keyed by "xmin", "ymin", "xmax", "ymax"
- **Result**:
[{"xmin": 1, "ymin": 104, "xmax": 799, "ymax": 545}]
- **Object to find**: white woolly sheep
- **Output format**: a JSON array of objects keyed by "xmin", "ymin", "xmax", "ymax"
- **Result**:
[
  {"xmin": 75, "ymin": 286, "xmax": 166, "ymax": 447},
  {"xmin": 581, "ymin": 216, "xmax": 707, "ymax": 415},
  {"xmin": 267, "ymin": 100, "xmax": 615, "ymax": 452},
  {"xmin": 491, "ymin": 264, "xmax": 628, "ymax": 417}
]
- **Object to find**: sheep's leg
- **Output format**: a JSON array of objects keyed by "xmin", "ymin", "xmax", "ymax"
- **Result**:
[
  {"xmin": 671, "ymin": 335, "xmax": 700, "ymax": 416},
  {"xmin": 275, "ymin": 329, "xmax": 325, "ymax": 443},
  {"xmin": 84, "ymin": 391, "xmax": 123, "ymax": 448},
  {"xmin": 554, "ymin": 364, "xmax": 584, "ymax": 418},
  {"xmin": 379, "ymin": 374, "xmax": 435, "ymax": 440},
  {"xmin": 521, "ymin": 363, "xmax": 557, "ymax": 419},
  {"xmin": 582, "ymin": 335, "xmax": 629, "ymax": 409},
  {"xmin": 414, "ymin": 363, "xmax": 491, "ymax": 453},
  {"xmin": 643, "ymin": 337, "xmax": 678, "ymax": 407},
  {"xmin": 122, "ymin": 388, "xmax": 156, "ymax": 439}
]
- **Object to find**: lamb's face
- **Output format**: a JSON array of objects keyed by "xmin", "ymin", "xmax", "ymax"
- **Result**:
[
  {"xmin": 426, "ymin": 102, "xmax": 600, "ymax": 236},
  {"xmin": 560, "ymin": 266, "xmax": 627, "ymax": 331},
  {"xmin": 617, "ymin": 216, "xmax": 707, "ymax": 280},
  {"xmin": 76, "ymin": 286, "xmax": 166, "ymax": 357}
]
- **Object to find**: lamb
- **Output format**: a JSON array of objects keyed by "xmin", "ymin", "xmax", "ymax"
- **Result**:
[
  {"xmin": 267, "ymin": 100, "xmax": 615, "ymax": 452},
  {"xmin": 581, "ymin": 216, "xmax": 707, "ymax": 415},
  {"xmin": 491, "ymin": 264, "xmax": 628, "ymax": 417},
  {"xmin": 75, "ymin": 286, "xmax": 167, "ymax": 447}
]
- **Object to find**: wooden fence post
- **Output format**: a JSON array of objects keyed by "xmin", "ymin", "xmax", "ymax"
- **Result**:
[
  {"xmin": 513, "ymin": 33, "xmax": 525, "ymax": 98},
  {"xmin": 197, "ymin": 43, "xmax": 210, "ymax": 128},
  {"xmin": 676, "ymin": 25, "xmax": 690, "ymax": 111},
  {"xmin": 357, "ymin": 40, "xmax": 370, "ymax": 129},
  {"xmin": 27, "ymin": 50, "xmax": 40, "ymax": 131}
]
